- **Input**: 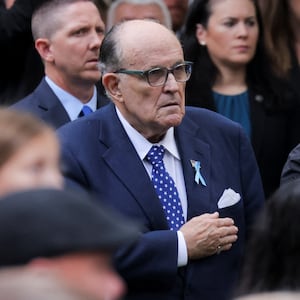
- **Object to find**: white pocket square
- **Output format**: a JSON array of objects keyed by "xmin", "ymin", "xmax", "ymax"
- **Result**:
[{"xmin": 217, "ymin": 188, "xmax": 241, "ymax": 209}]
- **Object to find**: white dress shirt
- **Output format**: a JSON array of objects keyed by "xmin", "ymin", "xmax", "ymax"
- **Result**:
[{"xmin": 45, "ymin": 76, "xmax": 97, "ymax": 120}]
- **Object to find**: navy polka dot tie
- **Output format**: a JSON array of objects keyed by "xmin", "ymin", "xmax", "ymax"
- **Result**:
[{"xmin": 146, "ymin": 145, "xmax": 185, "ymax": 231}]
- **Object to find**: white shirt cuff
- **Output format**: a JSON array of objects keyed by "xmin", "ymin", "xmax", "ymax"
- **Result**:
[{"xmin": 177, "ymin": 230, "xmax": 188, "ymax": 267}]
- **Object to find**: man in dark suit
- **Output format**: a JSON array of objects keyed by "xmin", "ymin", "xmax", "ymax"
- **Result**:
[
  {"xmin": 57, "ymin": 20, "xmax": 264, "ymax": 300},
  {"xmin": 11, "ymin": 0, "xmax": 109, "ymax": 129}
]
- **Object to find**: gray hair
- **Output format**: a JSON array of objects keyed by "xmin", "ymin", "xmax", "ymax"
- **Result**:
[
  {"xmin": 106, "ymin": 0, "xmax": 172, "ymax": 31},
  {"xmin": 99, "ymin": 22, "xmax": 124, "ymax": 74}
]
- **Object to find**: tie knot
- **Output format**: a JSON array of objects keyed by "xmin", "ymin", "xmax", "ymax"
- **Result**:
[
  {"xmin": 146, "ymin": 145, "xmax": 165, "ymax": 166},
  {"xmin": 79, "ymin": 105, "xmax": 93, "ymax": 117}
]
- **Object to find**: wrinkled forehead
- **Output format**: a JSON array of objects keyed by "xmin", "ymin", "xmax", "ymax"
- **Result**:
[{"xmin": 118, "ymin": 20, "xmax": 184, "ymax": 67}]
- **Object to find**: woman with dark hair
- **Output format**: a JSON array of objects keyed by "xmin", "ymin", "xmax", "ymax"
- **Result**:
[
  {"xmin": 236, "ymin": 179, "xmax": 300, "ymax": 296},
  {"xmin": 181, "ymin": 0, "xmax": 300, "ymax": 197}
]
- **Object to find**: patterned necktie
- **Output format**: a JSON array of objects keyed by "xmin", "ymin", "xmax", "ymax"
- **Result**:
[
  {"xmin": 78, "ymin": 105, "xmax": 93, "ymax": 118},
  {"xmin": 146, "ymin": 145, "xmax": 185, "ymax": 231}
]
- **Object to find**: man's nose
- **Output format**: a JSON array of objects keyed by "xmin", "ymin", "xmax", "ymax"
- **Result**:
[
  {"xmin": 163, "ymin": 72, "xmax": 179, "ymax": 92},
  {"xmin": 90, "ymin": 31, "xmax": 103, "ymax": 48}
]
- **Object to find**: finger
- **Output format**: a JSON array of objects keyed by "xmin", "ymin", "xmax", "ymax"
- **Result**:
[
  {"xmin": 219, "ymin": 234, "xmax": 238, "ymax": 246},
  {"xmin": 216, "ymin": 243, "xmax": 233, "ymax": 254},
  {"xmin": 216, "ymin": 245, "xmax": 222, "ymax": 255},
  {"xmin": 217, "ymin": 217, "xmax": 235, "ymax": 227},
  {"xmin": 196, "ymin": 212, "xmax": 219, "ymax": 220},
  {"xmin": 218, "ymin": 225, "xmax": 238, "ymax": 237}
]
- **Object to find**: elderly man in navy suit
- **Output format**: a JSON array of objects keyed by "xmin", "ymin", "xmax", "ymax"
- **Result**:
[
  {"xmin": 11, "ymin": 0, "xmax": 109, "ymax": 129},
  {"xmin": 57, "ymin": 20, "xmax": 264, "ymax": 300}
]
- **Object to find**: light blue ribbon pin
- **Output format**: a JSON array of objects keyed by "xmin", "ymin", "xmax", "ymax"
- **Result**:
[{"xmin": 191, "ymin": 160, "xmax": 207, "ymax": 186}]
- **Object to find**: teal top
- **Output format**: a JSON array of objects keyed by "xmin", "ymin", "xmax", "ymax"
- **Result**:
[{"xmin": 213, "ymin": 90, "xmax": 251, "ymax": 137}]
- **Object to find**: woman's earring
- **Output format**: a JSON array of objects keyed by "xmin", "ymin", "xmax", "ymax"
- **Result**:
[{"xmin": 200, "ymin": 41, "xmax": 206, "ymax": 46}]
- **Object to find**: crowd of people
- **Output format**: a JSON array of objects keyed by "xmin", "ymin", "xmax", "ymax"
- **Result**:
[{"xmin": 1, "ymin": 0, "xmax": 300, "ymax": 299}]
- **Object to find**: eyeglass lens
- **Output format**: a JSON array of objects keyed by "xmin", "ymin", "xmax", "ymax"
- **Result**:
[{"xmin": 148, "ymin": 64, "xmax": 191, "ymax": 86}]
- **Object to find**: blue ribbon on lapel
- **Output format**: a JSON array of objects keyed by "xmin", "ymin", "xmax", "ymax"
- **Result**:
[{"xmin": 190, "ymin": 160, "xmax": 207, "ymax": 186}]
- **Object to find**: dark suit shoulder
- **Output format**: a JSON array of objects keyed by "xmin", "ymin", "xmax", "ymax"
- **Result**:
[
  {"xmin": 11, "ymin": 79, "xmax": 54, "ymax": 110},
  {"xmin": 184, "ymin": 106, "xmax": 243, "ymax": 133},
  {"xmin": 10, "ymin": 79, "xmax": 71, "ymax": 129},
  {"xmin": 57, "ymin": 103, "xmax": 112, "ymax": 136},
  {"xmin": 11, "ymin": 93, "xmax": 37, "ymax": 109}
]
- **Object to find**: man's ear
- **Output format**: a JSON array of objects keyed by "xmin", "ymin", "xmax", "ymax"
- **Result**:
[
  {"xmin": 35, "ymin": 38, "xmax": 54, "ymax": 62},
  {"xmin": 195, "ymin": 24, "xmax": 207, "ymax": 46},
  {"xmin": 102, "ymin": 73, "xmax": 123, "ymax": 103}
]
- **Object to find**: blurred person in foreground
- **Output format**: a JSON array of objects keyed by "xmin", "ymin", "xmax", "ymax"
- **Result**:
[
  {"xmin": 11, "ymin": 0, "xmax": 109, "ymax": 129},
  {"xmin": 0, "ymin": 109, "xmax": 62, "ymax": 196},
  {"xmin": 0, "ymin": 188, "xmax": 139, "ymax": 300},
  {"xmin": 236, "ymin": 179, "xmax": 300, "ymax": 297},
  {"xmin": 235, "ymin": 292, "xmax": 300, "ymax": 300},
  {"xmin": 106, "ymin": 0, "xmax": 172, "ymax": 31},
  {"xmin": 57, "ymin": 19, "xmax": 264, "ymax": 300},
  {"xmin": 0, "ymin": 267, "xmax": 97, "ymax": 300}
]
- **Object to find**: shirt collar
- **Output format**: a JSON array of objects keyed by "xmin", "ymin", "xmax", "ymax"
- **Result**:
[
  {"xmin": 45, "ymin": 76, "xmax": 97, "ymax": 120},
  {"xmin": 116, "ymin": 107, "xmax": 180, "ymax": 161}
]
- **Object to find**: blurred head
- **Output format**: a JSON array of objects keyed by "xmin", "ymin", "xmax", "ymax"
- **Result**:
[
  {"xmin": 237, "ymin": 179, "xmax": 300, "ymax": 294},
  {"xmin": 106, "ymin": 0, "xmax": 172, "ymax": 31},
  {"xmin": 163, "ymin": 0, "xmax": 189, "ymax": 32},
  {"xmin": 0, "ymin": 267, "xmax": 97, "ymax": 300},
  {"xmin": 100, "ymin": 20, "xmax": 190, "ymax": 143},
  {"xmin": 235, "ymin": 292, "xmax": 300, "ymax": 300},
  {"xmin": 29, "ymin": 252, "xmax": 125, "ymax": 300},
  {"xmin": 0, "ymin": 188, "xmax": 140, "ymax": 299},
  {"xmin": 288, "ymin": 0, "xmax": 300, "ymax": 25},
  {"xmin": 32, "ymin": 0, "xmax": 105, "ymax": 89},
  {"xmin": 0, "ymin": 109, "xmax": 62, "ymax": 196},
  {"xmin": 192, "ymin": 0, "xmax": 259, "ymax": 70}
]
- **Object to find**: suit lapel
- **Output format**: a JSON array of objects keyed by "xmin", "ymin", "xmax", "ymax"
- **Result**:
[
  {"xmin": 98, "ymin": 105, "xmax": 168, "ymax": 229},
  {"xmin": 175, "ymin": 115, "xmax": 212, "ymax": 220},
  {"xmin": 35, "ymin": 79, "xmax": 71, "ymax": 128}
]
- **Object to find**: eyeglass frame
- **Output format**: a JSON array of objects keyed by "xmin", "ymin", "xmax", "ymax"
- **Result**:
[{"xmin": 113, "ymin": 61, "xmax": 193, "ymax": 87}]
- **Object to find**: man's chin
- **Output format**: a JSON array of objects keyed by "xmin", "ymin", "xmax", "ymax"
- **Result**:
[
  {"xmin": 162, "ymin": 113, "xmax": 184, "ymax": 128},
  {"xmin": 82, "ymin": 72, "xmax": 101, "ymax": 84}
]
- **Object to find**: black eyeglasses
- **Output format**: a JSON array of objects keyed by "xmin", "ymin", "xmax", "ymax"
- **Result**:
[{"xmin": 114, "ymin": 61, "xmax": 193, "ymax": 87}]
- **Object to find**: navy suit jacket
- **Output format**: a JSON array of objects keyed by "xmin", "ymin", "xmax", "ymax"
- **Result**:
[
  {"xmin": 11, "ymin": 78, "xmax": 109, "ymax": 129},
  {"xmin": 57, "ymin": 103, "xmax": 264, "ymax": 300}
]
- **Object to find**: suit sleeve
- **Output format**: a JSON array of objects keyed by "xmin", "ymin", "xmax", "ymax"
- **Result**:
[{"xmin": 114, "ymin": 230, "xmax": 180, "ymax": 288}]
